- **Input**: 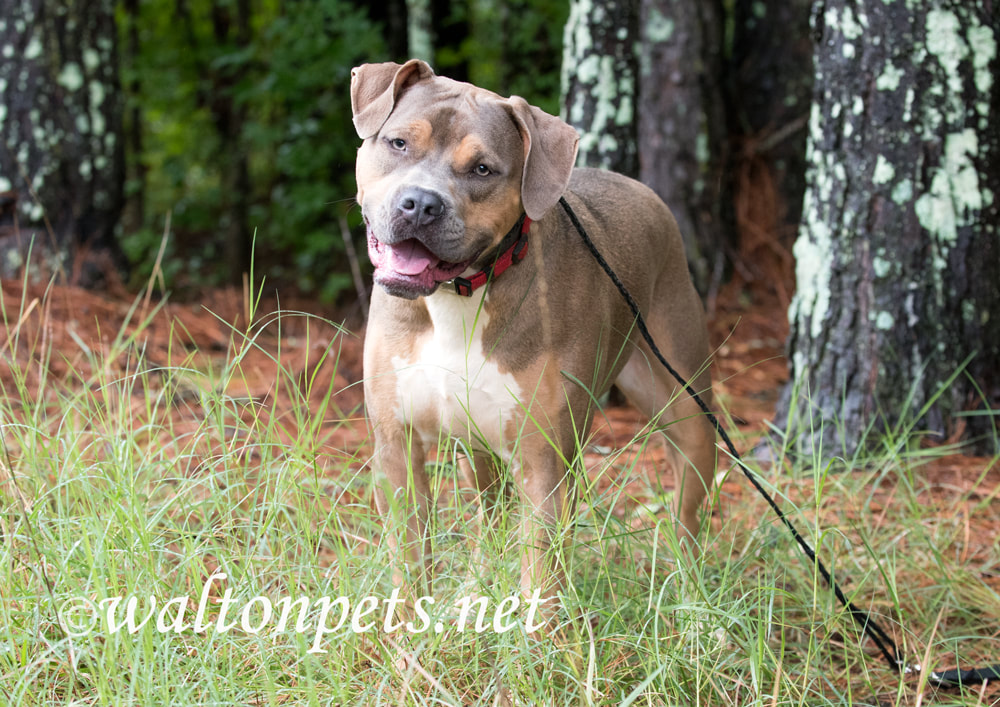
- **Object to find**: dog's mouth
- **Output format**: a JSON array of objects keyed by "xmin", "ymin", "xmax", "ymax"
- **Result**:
[{"xmin": 367, "ymin": 230, "xmax": 474, "ymax": 298}]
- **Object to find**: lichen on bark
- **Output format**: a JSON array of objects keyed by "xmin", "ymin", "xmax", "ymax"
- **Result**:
[
  {"xmin": 561, "ymin": 0, "xmax": 639, "ymax": 176},
  {"xmin": 0, "ymin": 0, "xmax": 124, "ymax": 273},
  {"xmin": 780, "ymin": 0, "xmax": 999, "ymax": 456}
]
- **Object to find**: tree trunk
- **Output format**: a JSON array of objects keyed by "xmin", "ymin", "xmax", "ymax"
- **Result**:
[
  {"xmin": 636, "ymin": 0, "xmax": 732, "ymax": 295},
  {"xmin": 729, "ymin": 0, "xmax": 813, "ymax": 297},
  {"xmin": 560, "ymin": 0, "xmax": 640, "ymax": 178},
  {"xmin": 122, "ymin": 0, "xmax": 145, "ymax": 236},
  {"xmin": 430, "ymin": 0, "xmax": 470, "ymax": 81},
  {"xmin": 365, "ymin": 0, "xmax": 409, "ymax": 61},
  {"xmin": 406, "ymin": 0, "xmax": 433, "ymax": 62},
  {"xmin": 209, "ymin": 0, "xmax": 252, "ymax": 284},
  {"xmin": 0, "ymin": 0, "xmax": 125, "ymax": 277},
  {"xmin": 779, "ymin": 0, "xmax": 999, "ymax": 457}
]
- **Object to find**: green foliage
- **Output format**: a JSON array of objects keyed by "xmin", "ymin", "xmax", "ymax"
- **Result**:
[
  {"xmin": 478, "ymin": 0, "xmax": 568, "ymax": 114},
  {"xmin": 242, "ymin": 2, "xmax": 383, "ymax": 299},
  {"xmin": 2, "ymin": 280, "xmax": 997, "ymax": 703},
  {"xmin": 122, "ymin": 0, "xmax": 385, "ymax": 298},
  {"xmin": 119, "ymin": 0, "xmax": 569, "ymax": 301},
  {"xmin": 437, "ymin": 0, "xmax": 568, "ymax": 114}
]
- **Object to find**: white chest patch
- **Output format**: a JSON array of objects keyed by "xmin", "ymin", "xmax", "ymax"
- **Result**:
[{"xmin": 392, "ymin": 289, "xmax": 523, "ymax": 457}]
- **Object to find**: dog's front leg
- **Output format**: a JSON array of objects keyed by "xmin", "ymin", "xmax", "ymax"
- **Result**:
[
  {"xmin": 512, "ymin": 436, "xmax": 575, "ymax": 615},
  {"xmin": 458, "ymin": 450, "xmax": 505, "ymax": 531},
  {"xmin": 372, "ymin": 425, "xmax": 433, "ymax": 595}
]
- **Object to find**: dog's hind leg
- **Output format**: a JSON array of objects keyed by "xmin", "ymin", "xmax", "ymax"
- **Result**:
[
  {"xmin": 511, "ymin": 433, "xmax": 577, "ymax": 615},
  {"xmin": 613, "ymin": 305, "xmax": 717, "ymax": 548}
]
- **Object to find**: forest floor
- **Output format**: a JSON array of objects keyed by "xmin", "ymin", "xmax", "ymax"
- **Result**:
[
  {"xmin": 2, "ymin": 267, "xmax": 999, "ymax": 702},
  {"xmin": 3, "ymin": 269, "xmax": 995, "ymax": 527},
  {"xmin": 3, "ymin": 269, "xmax": 998, "ymax": 572}
]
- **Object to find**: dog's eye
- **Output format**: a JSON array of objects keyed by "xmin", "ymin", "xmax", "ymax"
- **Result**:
[
  {"xmin": 474, "ymin": 164, "xmax": 492, "ymax": 177},
  {"xmin": 389, "ymin": 138, "xmax": 407, "ymax": 151}
]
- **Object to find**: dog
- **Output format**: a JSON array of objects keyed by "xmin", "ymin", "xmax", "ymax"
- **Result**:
[{"xmin": 352, "ymin": 59, "xmax": 717, "ymax": 606}]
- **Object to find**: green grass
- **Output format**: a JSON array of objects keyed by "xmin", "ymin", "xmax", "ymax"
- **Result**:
[{"xmin": 0, "ymin": 279, "xmax": 998, "ymax": 706}]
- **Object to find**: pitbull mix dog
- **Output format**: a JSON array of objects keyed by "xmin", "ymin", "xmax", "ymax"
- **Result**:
[{"xmin": 352, "ymin": 59, "xmax": 716, "ymax": 603}]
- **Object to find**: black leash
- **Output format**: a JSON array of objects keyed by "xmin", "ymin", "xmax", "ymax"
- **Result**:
[{"xmin": 558, "ymin": 195, "xmax": 1000, "ymax": 688}]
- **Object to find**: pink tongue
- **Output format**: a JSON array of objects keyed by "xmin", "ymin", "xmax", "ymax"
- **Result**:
[{"xmin": 387, "ymin": 240, "xmax": 436, "ymax": 275}]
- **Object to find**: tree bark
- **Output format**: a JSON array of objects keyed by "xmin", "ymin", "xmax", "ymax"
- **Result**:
[
  {"xmin": 122, "ymin": 0, "xmax": 145, "ymax": 236},
  {"xmin": 729, "ymin": 0, "xmax": 813, "ymax": 295},
  {"xmin": 365, "ymin": 0, "xmax": 409, "ymax": 61},
  {"xmin": 636, "ymin": 0, "xmax": 732, "ymax": 294},
  {"xmin": 210, "ymin": 0, "xmax": 252, "ymax": 284},
  {"xmin": 406, "ymin": 0, "xmax": 433, "ymax": 62},
  {"xmin": 560, "ymin": 0, "xmax": 640, "ymax": 178},
  {"xmin": 430, "ymin": 0, "xmax": 470, "ymax": 81},
  {"xmin": 0, "ymin": 0, "xmax": 125, "ymax": 276},
  {"xmin": 779, "ymin": 0, "xmax": 999, "ymax": 457}
]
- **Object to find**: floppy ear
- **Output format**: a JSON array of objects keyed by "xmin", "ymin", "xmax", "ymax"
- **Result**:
[
  {"xmin": 507, "ymin": 97, "xmax": 580, "ymax": 220},
  {"xmin": 350, "ymin": 59, "xmax": 435, "ymax": 139}
]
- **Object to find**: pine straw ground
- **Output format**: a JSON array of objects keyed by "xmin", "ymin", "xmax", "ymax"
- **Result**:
[{"xmin": 1, "ymin": 267, "xmax": 998, "ymax": 702}]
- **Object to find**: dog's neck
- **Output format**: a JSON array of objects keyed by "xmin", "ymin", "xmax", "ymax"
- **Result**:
[
  {"xmin": 425, "ymin": 284, "xmax": 490, "ymax": 343},
  {"xmin": 445, "ymin": 214, "xmax": 531, "ymax": 297}
]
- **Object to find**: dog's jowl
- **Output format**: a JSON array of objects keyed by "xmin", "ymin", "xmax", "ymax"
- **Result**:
[{"xmin": 353, "ymin": 59, "xmax": 717, "ymax": 609}]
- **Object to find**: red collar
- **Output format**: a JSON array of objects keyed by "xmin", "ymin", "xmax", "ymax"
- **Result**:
[{"xmin": 450, "ymin": 215, "xmax": 531, "ymax": 296}]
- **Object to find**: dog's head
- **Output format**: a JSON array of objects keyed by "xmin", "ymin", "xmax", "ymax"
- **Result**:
[{"xmin": 351, "ymin": 59, "xmax": 579, "ymax": 299}]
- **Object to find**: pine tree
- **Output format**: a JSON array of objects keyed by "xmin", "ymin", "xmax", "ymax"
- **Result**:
[{"xmin": 780, "ymin": 0, "xmax": 999, "ymax": 455}]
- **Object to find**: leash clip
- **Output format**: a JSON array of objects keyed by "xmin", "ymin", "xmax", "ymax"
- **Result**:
[{"xmin": 452, "ymin": 277, "xmax": 475, "ymax": 297}]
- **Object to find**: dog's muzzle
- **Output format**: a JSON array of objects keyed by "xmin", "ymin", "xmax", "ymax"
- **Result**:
[{"xmin": 366, "ymin": 223, "xmax": 475, "ymax": 299}]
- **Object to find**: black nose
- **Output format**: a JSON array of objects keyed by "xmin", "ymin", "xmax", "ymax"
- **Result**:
[{"xmin": 397, "ymin": 188, "xmax": 445, "ymax": 227}]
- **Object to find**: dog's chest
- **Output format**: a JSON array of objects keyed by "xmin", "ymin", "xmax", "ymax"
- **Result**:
[{"xmin": 391, "ymin": 291, "xmax": 522, "ymax": 455}]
